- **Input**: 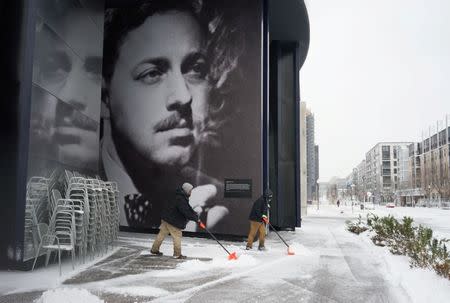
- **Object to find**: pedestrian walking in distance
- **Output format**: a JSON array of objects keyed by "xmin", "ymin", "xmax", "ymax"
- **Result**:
[{"xmin": 151, "ymin": 183, "xmax": 200, "ymax": 259}]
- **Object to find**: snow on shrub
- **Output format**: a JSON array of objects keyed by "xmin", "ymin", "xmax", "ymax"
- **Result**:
[
  {"xmin": 346, "ymin": 213, "xmax": 450, "ymax": 280},
  {"xmin": 346, "ymin": 215, "xmax": 368, "ymax": 235}
]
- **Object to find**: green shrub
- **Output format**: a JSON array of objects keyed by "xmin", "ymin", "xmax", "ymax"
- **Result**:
[{"xmin": 346, "ymin": 214, "xmax": 450, "ymax": 280}]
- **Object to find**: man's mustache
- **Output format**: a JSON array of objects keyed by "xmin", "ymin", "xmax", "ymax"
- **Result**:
[{"xmin": 154, "ymin": 112, "xmax": 194, "ymax": 133}]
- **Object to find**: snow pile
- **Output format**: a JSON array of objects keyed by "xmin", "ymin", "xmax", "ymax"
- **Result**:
[
  {"xmin": 36, "ymin": 288, "xmax": 103, "ymax": 303},
  {"xmin": 105, "ymin": 286, "xmax": 170, "ymax": 298}
]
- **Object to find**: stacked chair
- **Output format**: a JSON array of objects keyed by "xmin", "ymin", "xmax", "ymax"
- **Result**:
[
  {"xmin": 29, "ymin": 169, "xmax": 120, "ymax": 275},
  {"xmin": 24, "ymin": 170, "xmax": 59, "ymax": 258}
]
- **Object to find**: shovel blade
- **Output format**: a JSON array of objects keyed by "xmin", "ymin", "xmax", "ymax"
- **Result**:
[
  {"xmin": 228, "ymin": 252, "xmax": 238, "ymax": 260},
  {"xmin": 287, "ymin": 247, "xmax": 295, "ymax": 255}
]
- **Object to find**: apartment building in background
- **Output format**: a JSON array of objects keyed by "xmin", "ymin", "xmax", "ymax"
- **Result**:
[
  {"xmin": 347, "ymin": 115, "xmax": 449, "ymax": 205},
  {"xmin": 365, "ymin": 142, "xmax": 413, "ymax": 203},
  {"xmin": 306, "ymin": 107, "xmax": 319, "ymax": 202},
  {"xmin": 300, "ymin": 102, "xmax": 307, "ymax": 215},
  {"xmin": 420, "ymin": 117, "xmax": 450, "ymax": 201}
]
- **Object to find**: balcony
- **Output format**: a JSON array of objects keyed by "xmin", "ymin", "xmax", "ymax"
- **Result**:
[{"xmin": 382, "ymin": 169, "xmax": 391, "ymax": 176}]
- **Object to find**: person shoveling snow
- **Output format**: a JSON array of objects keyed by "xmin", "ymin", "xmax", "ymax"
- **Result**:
[
  {"xmin": 151, "ymin": 183, "xmax": 203, "ymax": 259},
  {"xmin": 246, "ymin": 189, "xmax": 295, "ymax": 255},
  {"xmin": 246, "ymin": 189, "xmax": 272, "ymax": 251}
]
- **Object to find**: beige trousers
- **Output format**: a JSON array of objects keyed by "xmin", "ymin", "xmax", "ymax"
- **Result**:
[
  {"xmin": 151, "ymin": 220, "xmax": 182, "ymax": 256},
  {"xmin": 246, "ymin": 220, "xmax": 266, "ymax": 248}
]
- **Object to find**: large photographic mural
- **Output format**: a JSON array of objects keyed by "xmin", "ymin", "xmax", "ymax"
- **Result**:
[
  {"xmin": 23, "ymin": 0, "xmax": 262, "ymax": 262},
  {"xmin": 100, "ymin": 0, "xmax": 263, "ymax": 236}
]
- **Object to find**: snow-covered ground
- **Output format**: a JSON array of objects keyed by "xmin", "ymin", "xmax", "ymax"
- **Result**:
[
  {"xmin": 310, "ymin": 201, "xmax": 450, "ymax": 239},
  {"xmin": 1, "ymin": 205, "xmax": 449, "ymax": 302},
  {"xmin": 0, "ymin": 248, "xmax": 119, "ymax": 296}
]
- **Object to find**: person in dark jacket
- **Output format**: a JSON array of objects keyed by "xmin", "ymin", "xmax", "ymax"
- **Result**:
[
  {"xmin": 246, "ymin": 189, "xmax": 272, "ymax": 250},
  {"xmin": 151, "ymin": 183, "xmax": 200, "ymax": 259}
]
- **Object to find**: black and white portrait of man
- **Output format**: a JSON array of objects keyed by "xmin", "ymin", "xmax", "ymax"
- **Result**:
[
  {"xmin": 29, "ymin": 0, "xmax": 104, "ymax": 174},
  {"xmin": 101, "ymin": 0, "xmax": 262, "ymax": 235}
]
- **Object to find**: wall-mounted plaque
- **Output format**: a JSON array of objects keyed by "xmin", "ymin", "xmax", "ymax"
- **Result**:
[{"xmin": 224, "ymin": 179, "xmax": 252, "ymax": 198}]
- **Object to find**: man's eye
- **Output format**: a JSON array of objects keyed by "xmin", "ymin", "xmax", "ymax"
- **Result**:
[
  {"xmin": 39, "ymin": 54, "xmax": 71, "ymax": 83},
  {"xmin": 40, "ymin": 66, "xmax": 68, "ymax": 83},
  {"xmin": 86, "ymin": 71, "xmax": 102, "ymax": 83},
  {"xmin": 186, "ymin": 61, "xmax": 208, "ymax": 79},
  {"xmin": 137, "ymin": 69, "xmax": 164, "ymax": 84}
]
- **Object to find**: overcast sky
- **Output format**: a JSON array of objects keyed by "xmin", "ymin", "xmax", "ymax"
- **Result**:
[{"xmin": 301, "ymin": 0, "xmax": 450, "ymax": 182}]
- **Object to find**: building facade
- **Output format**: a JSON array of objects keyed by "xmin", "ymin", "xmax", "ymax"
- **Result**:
[
  {"xmin": 396, "ymin": 142, "xmax": 425, "ymax": 205},
  {"xmin": 365, "ymin": 142, "xmax": 413, "ymax": 203},
  {"xmin": 356, "ymin": 160, "xmax": 367, "ymax": 201},
  {"xmin": 300, "ymin": 102, "xmax": 308, "ymax": 215},
  {"xmin": 420, "ymin": 118, "xmax": 450, "ymax": 201},
  {"xmin": 315, "ymin": 144, "xmax": 320, "ymax": 199},
  {"xmin": 306, "ymin": 107, "xmax": 318, "ymax": 202}
]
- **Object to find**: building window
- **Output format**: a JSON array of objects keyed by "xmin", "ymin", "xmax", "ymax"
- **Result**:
[
  {"xmin": 409, "ymin": 144, "xmax": 414, "ymax": 157},
  {"xmin": 431, "ymin": 134, "xmax": 438, "ymax": 150},
  {"xmin": 382, "ymin": 145, "xmax": 390, "ymax": 160},
  {"xmin": 424, "ymin": 138, "xmax": 430, "ymax": 153},
  {"xmin": 439, "ymin": 130, "xmax": 446, "ymax": 146}
]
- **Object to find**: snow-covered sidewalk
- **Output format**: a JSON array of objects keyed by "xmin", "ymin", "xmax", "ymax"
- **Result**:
[{"xmin": 1, "ymin": 207, "xmax": 449, "ymax": 302}]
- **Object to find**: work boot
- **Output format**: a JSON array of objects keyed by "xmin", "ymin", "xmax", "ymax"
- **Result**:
[
  {"xmin": 245, "ymin": 246, "xmax": 252, "ymax": 250},
  {"xmin": 174, "ymin": 254, "xmax": 187, "ymax": 259},
  {"xmin": 150, "ymin": 250, "xmax": 163, "ymax": 256},
  {"xmin": 258, "ymin": 246, "xmax": 266, "ymax": 251}
]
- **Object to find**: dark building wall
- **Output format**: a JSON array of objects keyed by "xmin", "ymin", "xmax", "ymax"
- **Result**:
[
  {"xmin": 1, "ymin": 1, "xmax": 309, "ymax": 269},
  {"xmin": 269, "ymin": 41, "xmax": 299, "ymax": 229},
  {"xmin": 267, "ymin": 0, "xmax": 309, "ymax": 228},
  {"xmin": 0, "ymin": 0, "xmax": 35, "ymax": 268}
]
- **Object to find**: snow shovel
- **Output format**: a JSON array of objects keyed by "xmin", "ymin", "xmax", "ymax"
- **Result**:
[
  {"xmin": 199, "ymin": 222, "xmax": 238, "ymax": 260},
  {"xmin": 267, "ymin": 221, "xmax": 295, "ymax": 255}
]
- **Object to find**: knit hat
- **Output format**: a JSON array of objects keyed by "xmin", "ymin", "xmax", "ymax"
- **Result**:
[{"xmin": 182, "ymin": 183, "xmax": 194, "ymax": 194}]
